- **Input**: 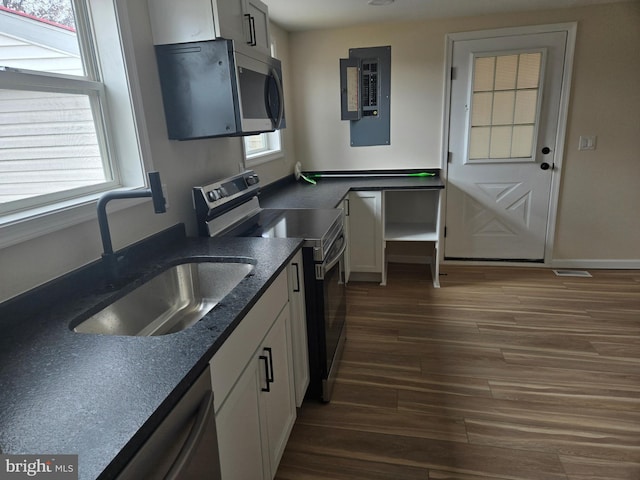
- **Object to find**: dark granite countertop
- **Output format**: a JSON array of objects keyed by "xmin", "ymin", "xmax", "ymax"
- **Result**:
[
  {"xmin": 259, "ymin": 173, "xmax": 445, "ymax": 209},
  {"xmin": 0, "ymin": 225, "xmax": 302, "ymax": 480}
]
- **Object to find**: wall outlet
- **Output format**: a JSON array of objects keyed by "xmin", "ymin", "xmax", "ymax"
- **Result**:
[{"xmin": 578, "ymin": 135, "xmax": 597, "ymax": 151}]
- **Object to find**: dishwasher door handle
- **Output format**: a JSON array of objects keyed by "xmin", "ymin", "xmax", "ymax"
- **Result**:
[{"xmin": 165, "ymin": 390, "xmax": 214, "ymax": 480}]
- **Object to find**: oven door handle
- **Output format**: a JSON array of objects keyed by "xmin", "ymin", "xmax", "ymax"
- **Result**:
[{"xmin": 316, "ymin": 234, "xmax": 346, "ymax": 280}]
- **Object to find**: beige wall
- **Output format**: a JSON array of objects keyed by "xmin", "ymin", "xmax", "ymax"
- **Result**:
[{"xmin": 288, "ymin": 1, "xmax": 640, "ymax": 264}]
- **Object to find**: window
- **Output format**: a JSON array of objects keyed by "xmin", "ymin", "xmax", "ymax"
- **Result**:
[
  {"xmin": 0, "ymin": 0, "xmax": 146, "ymax": 242},
  {"xmin": 468, "ymin": 51, "xmax": 543, "ymax": 160},
  {"xmin": 243, "ymin": 130, "xmax": 281, "ymax": 165}
]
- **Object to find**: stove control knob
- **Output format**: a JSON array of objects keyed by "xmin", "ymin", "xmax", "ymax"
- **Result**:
[
  {"xmin": 207, "ymin": 190, "xmax": 221, "ymax": 202},
  {"xmin": 247, "ymin": 174, "xmax": 259, "ymax": 186},
  {"xmin": 218, "ymin": 187, "xmax": 228, "ymax": 197}
]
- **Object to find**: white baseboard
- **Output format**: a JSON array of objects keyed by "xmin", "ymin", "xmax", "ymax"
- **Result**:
[{"xmin": 551, "ymin": 259, "xmax": 640, "ymax": 270}]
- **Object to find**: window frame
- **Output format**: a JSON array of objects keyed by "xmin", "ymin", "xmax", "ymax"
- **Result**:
[
  {"xmin": 0, "ymin": 0, "xmax": 151, "ymax": 248},
  {"xmin": 466, "ymin": 48, "xmax": 547, "ymax": 164},
  {"xmin": 243, "ymin": 129, "xmax": 282, "ymax": 166}
]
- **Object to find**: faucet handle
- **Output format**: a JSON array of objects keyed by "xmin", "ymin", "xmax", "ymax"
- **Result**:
[{"xmin": 148, "ymin": 171, "xmax": 167, "ymax": 213}]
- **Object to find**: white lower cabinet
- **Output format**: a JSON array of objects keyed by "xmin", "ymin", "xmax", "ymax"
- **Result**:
[
  {"xmin": 261, "ymin": 307, "xmax": 296, "ymax": 472},
  {"xmin": 347, "ymin": 191, "xmax": 383, "ymax": 278},
  {"xmin": 210, "ymin": 270, "xmax": 296, "ymax": 479},
  {"xmin": 215, "ymin": 363, "xmax": 266, "ymax": 479},
  {"xmin": 287, "ymin": 251, "xmax": 309, "ymax": 407}
]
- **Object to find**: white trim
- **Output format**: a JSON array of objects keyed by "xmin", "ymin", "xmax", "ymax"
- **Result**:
[
  {"xmin": 441, "ymin": 258, "xmax": 640, "ymax": 270},
  {"xmin": 446, "ymin": 23, "xmax": 579, "ymax": 42},
  {"xmin": 543, "ymin": 24, "xmax": 577, "ymax": 265},
  {"xmin": 442, "ymin": 259, "xmax": 549, "ymax": 268},
  {"xmin": 551, "ymin": 259, "xmax": 640, "ymax": 270},
  {"xmin": 440, "ymin": 22, "xmax": 578, "ymax": 267},
  {"xmin": 0, "ymin": 195, "xmax": 151, "ymax": 250},
  {"xmin": 112, "ymin": 0, "xmax": 155, "ymax": 174}
]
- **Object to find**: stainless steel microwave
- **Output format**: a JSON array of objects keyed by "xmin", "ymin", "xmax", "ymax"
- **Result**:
[{"xmin": 154, "ymin": 39, "xmax": 285, "ymax": 140}]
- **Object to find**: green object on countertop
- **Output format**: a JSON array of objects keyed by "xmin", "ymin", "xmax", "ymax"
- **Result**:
[
  {"xmin": 306, "ymin": 172, "xmax": 436, "ymax": 179},
  {"xmin": 300, "ymin": 173, "xmax": 317, "ymax": 184},
  {"xmin": 407, "ymin": 172, "xmax": 436, "ymax": 177}
]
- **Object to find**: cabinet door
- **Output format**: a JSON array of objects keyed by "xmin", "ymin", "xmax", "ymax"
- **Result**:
[
  {"xmin": 348, "ymin": 191, "xmax": 382, "ymax": 273},
  {"xmin": 216, "ymin": 361, "xmax": 268, "ymax": 480},
  {"xmin": 213, "ymin": 0, "xmax": 246, "ymax": 41},
  {"xmin": 288, "ymin": 252, "xmax": 309, "ymax": 407},
  {"xmin": 260, "ymin": 307, "xmax": 296, "ymax": 477},
  {"xmin": 148, "ymin": 0, "xmax": 217, "ymax": 45},
  {"xmin": 242, "ymin": 0, "xmax": 271, "ymax": 54},
  {"xmin": 148, "ymin": 0, "xmax": 244, "ymax": 45}
]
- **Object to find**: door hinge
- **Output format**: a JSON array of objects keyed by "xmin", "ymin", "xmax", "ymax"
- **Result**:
[
  {"xmin": 451, "ymin": 67, "xmax": 456, "ymax": 80},
  {"xmin": 444, "ymin": 226, "xmax": 447, "ymax": 238},
  {"xmin": 447, "ymin": 151, "xmax": 453, "ymax": 163}
]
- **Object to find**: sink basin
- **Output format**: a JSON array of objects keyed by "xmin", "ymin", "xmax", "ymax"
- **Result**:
[{"xmin": 73, "ymin": 260, "xmax": 255, "ymax": 336}]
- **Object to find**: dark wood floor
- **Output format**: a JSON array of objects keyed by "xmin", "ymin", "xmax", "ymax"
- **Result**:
[{"xmin": 275, "ymin": 264, "xmax": 640, "ymax": 480}]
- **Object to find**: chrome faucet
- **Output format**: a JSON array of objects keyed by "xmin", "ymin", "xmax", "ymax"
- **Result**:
[{"xmin": 97, "ymin": 171, "xmax": 167, "ymax": 285}]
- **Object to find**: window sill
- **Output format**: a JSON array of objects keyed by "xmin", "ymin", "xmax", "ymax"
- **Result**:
[
  {"xmin": 0, "ymin": 190, "xmax": 150, "ymax": 251},
  {"xmin": 245, "ymin": 150, "xmax": 284, "ymax": 167}
]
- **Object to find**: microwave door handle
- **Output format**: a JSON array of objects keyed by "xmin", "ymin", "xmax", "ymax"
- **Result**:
[{"xmin": 269, "ymin": 66, "xmax": 284, "ymax": 129}]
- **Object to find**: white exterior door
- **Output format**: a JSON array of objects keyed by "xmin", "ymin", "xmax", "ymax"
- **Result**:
[{"xmin": 445, "ymin": 30, "xmax": 568, "ymax": 261}]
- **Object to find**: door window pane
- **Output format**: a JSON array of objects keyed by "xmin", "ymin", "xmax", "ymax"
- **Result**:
[
  {"xmin": 514, "ymin": 90, "xmax": 538, "ymax": 124},
  {"xmin": 471, "ymin": 92, "xmax": 492, "ymax": 126},
  {"xmin": 469, "ymin": 127, "xmax": 490, "ymax": 159},
  {"xmin": 489, "ymin": 126, "xmax": 512, "ymax": 158},
  {"xmin": 494, "ymin": 55, "xmax": 518, "ymax": 90},
  {"xmin": 473, "ymin": 56, "xmax": 495, "ymax": 91},
  {"xmin": 517, "ymin": 53, "xmax": 542, "ymax": 89},
  {"xmin": 512, "ymin": 125, "xmax": 535, "ymax": 157},
  {"xmin": 468, "ymin": 51, "xmax": 543, "ymax": 160},
  {"xmin": 492, "ymin": 90, "xmax": 515, "ymax": 125}
]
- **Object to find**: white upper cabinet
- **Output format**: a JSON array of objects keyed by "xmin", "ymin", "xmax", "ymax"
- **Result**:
[
  {"xmin": 242, "ymin": 0, "xmax": 271, "ymax": 55},
  {"xmin": 148, "ymin": 0, "xmax": 270, "ymax": 55}
]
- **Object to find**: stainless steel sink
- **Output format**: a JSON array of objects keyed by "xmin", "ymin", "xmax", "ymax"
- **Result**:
[{"xmin": 73, "ymin": 260, "xmax": 255, "ymax": 336}]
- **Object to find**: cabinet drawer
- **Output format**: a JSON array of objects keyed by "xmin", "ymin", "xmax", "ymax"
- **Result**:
[{"xmin": 211, "ymin": 270, "xmax": 288, "ymax": 412}]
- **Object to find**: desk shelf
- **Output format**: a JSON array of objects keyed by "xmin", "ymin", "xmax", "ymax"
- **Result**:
[
  {"xmin": 382, "ymin": 189, "xmax": 441, "ymax": 287},
  {"xmin": 384, "ymin": 222, "xmax": 438, "ymax": 242}
]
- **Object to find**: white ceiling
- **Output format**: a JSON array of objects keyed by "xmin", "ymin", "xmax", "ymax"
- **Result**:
[{"xmin": 263, "ymin": 0, "xmax": 631, "ymax": 31}]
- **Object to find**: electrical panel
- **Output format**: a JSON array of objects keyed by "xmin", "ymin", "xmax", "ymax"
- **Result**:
[{"xmin": 340, "ymin": 46, "xmax": 391, "ymax": 147}]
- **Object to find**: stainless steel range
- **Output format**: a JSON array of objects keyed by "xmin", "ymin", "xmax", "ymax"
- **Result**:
[{"xmin": 193, "ymin": 171, "xmax": 346, "ymax": 402}]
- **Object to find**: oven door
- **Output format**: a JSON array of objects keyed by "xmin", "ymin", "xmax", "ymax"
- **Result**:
[{"xmin": 315, "ymin": 232, "xmax": 347, "ymax": 402}]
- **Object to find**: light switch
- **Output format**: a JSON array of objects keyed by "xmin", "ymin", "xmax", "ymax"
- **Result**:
[{"xmin": 578, "ymin": 135, "xmax": 597, "ymax": 151}]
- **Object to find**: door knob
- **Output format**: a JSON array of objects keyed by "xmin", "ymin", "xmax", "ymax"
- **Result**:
[
  {"xmin": 541, "ymin": 147, "xmax": 551, "ymax": 154},
  {"xmin": 540, "ymin": 162, "xmax": 551, "ymax": 170}
]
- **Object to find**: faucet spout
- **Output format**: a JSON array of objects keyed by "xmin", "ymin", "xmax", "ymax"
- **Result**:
[{"xmin": 97, "ymin": 171, "xmax": 166, "ymax": 284}]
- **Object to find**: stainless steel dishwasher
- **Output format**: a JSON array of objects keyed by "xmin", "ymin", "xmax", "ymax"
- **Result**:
[{"xmin": 117, "ymin": 366, "xmax": 221, "ymax": 479}]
